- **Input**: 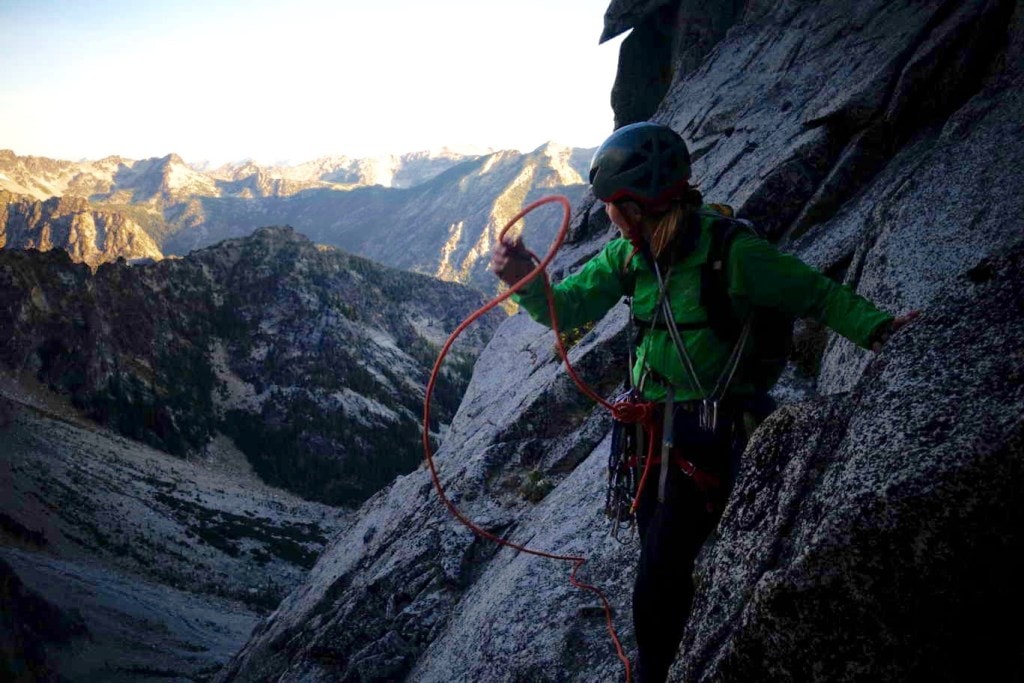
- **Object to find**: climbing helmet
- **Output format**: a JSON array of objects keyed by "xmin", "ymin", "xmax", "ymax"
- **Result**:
[{"xmin": 588, "ymin": 122, "xmax": 691, "ymax": 208}]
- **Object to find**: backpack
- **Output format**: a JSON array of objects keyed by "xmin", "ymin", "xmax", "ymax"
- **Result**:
[{"xmin": 700, "ymin": 212, "xmax": 794, "ymax": 393}]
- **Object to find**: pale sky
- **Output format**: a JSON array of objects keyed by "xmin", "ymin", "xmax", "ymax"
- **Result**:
[{"xmin": 0, "ymin": 0, "xmax": 625, "ymax": 165}]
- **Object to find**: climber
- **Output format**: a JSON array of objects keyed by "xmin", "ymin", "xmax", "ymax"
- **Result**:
[{"xmin": 490, "ymin": 122, "xmax": 918, "ymax": 683}]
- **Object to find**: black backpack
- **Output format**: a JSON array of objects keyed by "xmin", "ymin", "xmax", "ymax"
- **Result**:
[{"xmin": 700, "ymin": 214, "xmax": 794, "ymax": 392}]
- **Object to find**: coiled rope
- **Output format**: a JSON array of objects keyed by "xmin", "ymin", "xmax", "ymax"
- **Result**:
[{"xmin": 422, "ymin": 195, "xmax": 645, "ymax": 682}]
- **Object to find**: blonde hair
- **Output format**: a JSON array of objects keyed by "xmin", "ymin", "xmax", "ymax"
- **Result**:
[
  {"xmin": 644, "ymin": 187, "xmax": 704, "ymax": 262},
  {"xmin": 648, "ymin": 203, "xmax": 686, "ymax": 260}
]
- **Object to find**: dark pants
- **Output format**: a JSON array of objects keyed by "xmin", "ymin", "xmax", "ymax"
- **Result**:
[{"xmin": 632, "ymin": 406, "xmax": 745, "ymax": 683}]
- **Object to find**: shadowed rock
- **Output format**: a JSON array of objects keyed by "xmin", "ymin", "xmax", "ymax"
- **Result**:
[
  {"xmin": 606, "ymin": 0, "xmax": 746, "ymax": 128},
  {"xmin": 679, "ymin": 239, "xmax": 1024, "ymax": 681}
]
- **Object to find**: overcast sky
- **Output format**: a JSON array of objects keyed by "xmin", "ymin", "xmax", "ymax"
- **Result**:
[{"xmin": 0, "ymin": 0, "xmax": 625, "ymax": 165}]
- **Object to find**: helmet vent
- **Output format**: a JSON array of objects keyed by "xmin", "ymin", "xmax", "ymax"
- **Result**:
[{"xmin": 618, "ymin": 152, "xmax": 648, "ymax": 174}]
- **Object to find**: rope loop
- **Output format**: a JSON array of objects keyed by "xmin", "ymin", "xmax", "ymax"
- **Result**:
[
  {"xmin": 610, "ymin": 399, "xmax": 656, "ymax": 427},
  {"xmin": 423, "ymin": 195, "xmax": 632, "ymax": 683}
]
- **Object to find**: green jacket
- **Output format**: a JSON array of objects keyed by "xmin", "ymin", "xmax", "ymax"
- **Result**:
[{"xmin": 513, "ymin": 210, "xmax": 892, "ymax": 402}]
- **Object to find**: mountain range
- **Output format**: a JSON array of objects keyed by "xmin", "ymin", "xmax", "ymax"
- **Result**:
[
  {"xmin": 0, "ymin": 226, "xmax": 500, "ymax": 505},
  {"xmin": 0, "ymin": 143, "xmax": 594, "ymax": 292}
]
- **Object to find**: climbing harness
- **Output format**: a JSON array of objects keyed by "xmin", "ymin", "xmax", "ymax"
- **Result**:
[
  {"xmin": 620, "ymin": 234, "xmax": 752, "ymax": 510},
  {"xmin": 603, "ymin": 208, "xmax": 761, "ymax": 532}
]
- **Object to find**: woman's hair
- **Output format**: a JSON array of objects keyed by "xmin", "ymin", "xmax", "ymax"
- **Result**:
[{"xmin": 646, "ymin": 186, "xmax": 703, "ymax": 261}]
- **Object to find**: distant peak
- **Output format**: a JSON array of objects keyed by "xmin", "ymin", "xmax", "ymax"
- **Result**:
[{"xmin": 529, "ymin": 141, "xmax": 585, "ymax": 157}]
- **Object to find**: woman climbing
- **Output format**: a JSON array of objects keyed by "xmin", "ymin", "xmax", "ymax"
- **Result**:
[{"xmin": 490, "ymin": 122, "xmax": 917, "ymax": 683}]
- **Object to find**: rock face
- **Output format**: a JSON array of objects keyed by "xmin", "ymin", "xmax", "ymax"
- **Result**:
[
  {"xmin": 219, "ymin": 1, "xmax": 1024, "ymax": 681},
  {"xmin": 603, "ymin": 0, "xmax": 746, "ymax": 127},
  {"xmin": 0, "ymin": 144, "xmax": 593, "ymax": 291},
  {"xmin": 218, "ymin": 304, "xmax": 635, "ymax": 683},
  {"xmin": 0, "ymin": 227, "xmax": 500, "ymax": 506},
  {"xmin": 0, "ymin": 191, "xmax": 163, "ymax": 267},
  {"xmin": 679, "ymin": 243, "xmax": 1024, "ymax": 681},
  {"xmin": 0, "ymin": 555, "xmax": 87, "ymax": 682}
]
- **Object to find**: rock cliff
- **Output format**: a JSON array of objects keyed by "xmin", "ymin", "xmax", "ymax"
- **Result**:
[
  {"xmin": 219, "ymin": 1, "xmax": 1024, "ymax": 681},
  {"xmin": 0, "ymin": 191, "xmax": 163, "ymax": 267}
]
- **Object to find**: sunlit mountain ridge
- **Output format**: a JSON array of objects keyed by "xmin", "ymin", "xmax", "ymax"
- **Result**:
[{"xmin": 0, "ymin": 142, "xmax": 595, "ymax": 292}]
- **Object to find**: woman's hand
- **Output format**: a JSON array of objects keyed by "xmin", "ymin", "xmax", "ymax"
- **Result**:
[
  {"xmin": 871, "ymin": 311, "xmax": 921, "ymax": 353},
  {"xmin": 490, "ymin": 237, "xmax": 534, "ymax": 287}
]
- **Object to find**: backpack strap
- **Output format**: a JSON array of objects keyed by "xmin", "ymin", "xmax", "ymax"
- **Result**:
[
  {"xmin": 701, "ymin": 217, "xmax": 756, "ymax": 342},
  {"xmin": 625, "ymin": 211, "xmax": 752, "ymax": 347}
]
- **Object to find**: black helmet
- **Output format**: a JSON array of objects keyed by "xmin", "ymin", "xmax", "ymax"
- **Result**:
[{"xmin": 588, "ymin": 122, "xmax": 691, "ymax": 207}]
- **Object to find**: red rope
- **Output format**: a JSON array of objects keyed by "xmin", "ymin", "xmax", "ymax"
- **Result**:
[
  {"xmin": 422, "ymin": 195, "xmax": 635, "ymax": 682},
  {"xmin": 630, "ymin": 419, "xmax": 660, "ymax": 515}
]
